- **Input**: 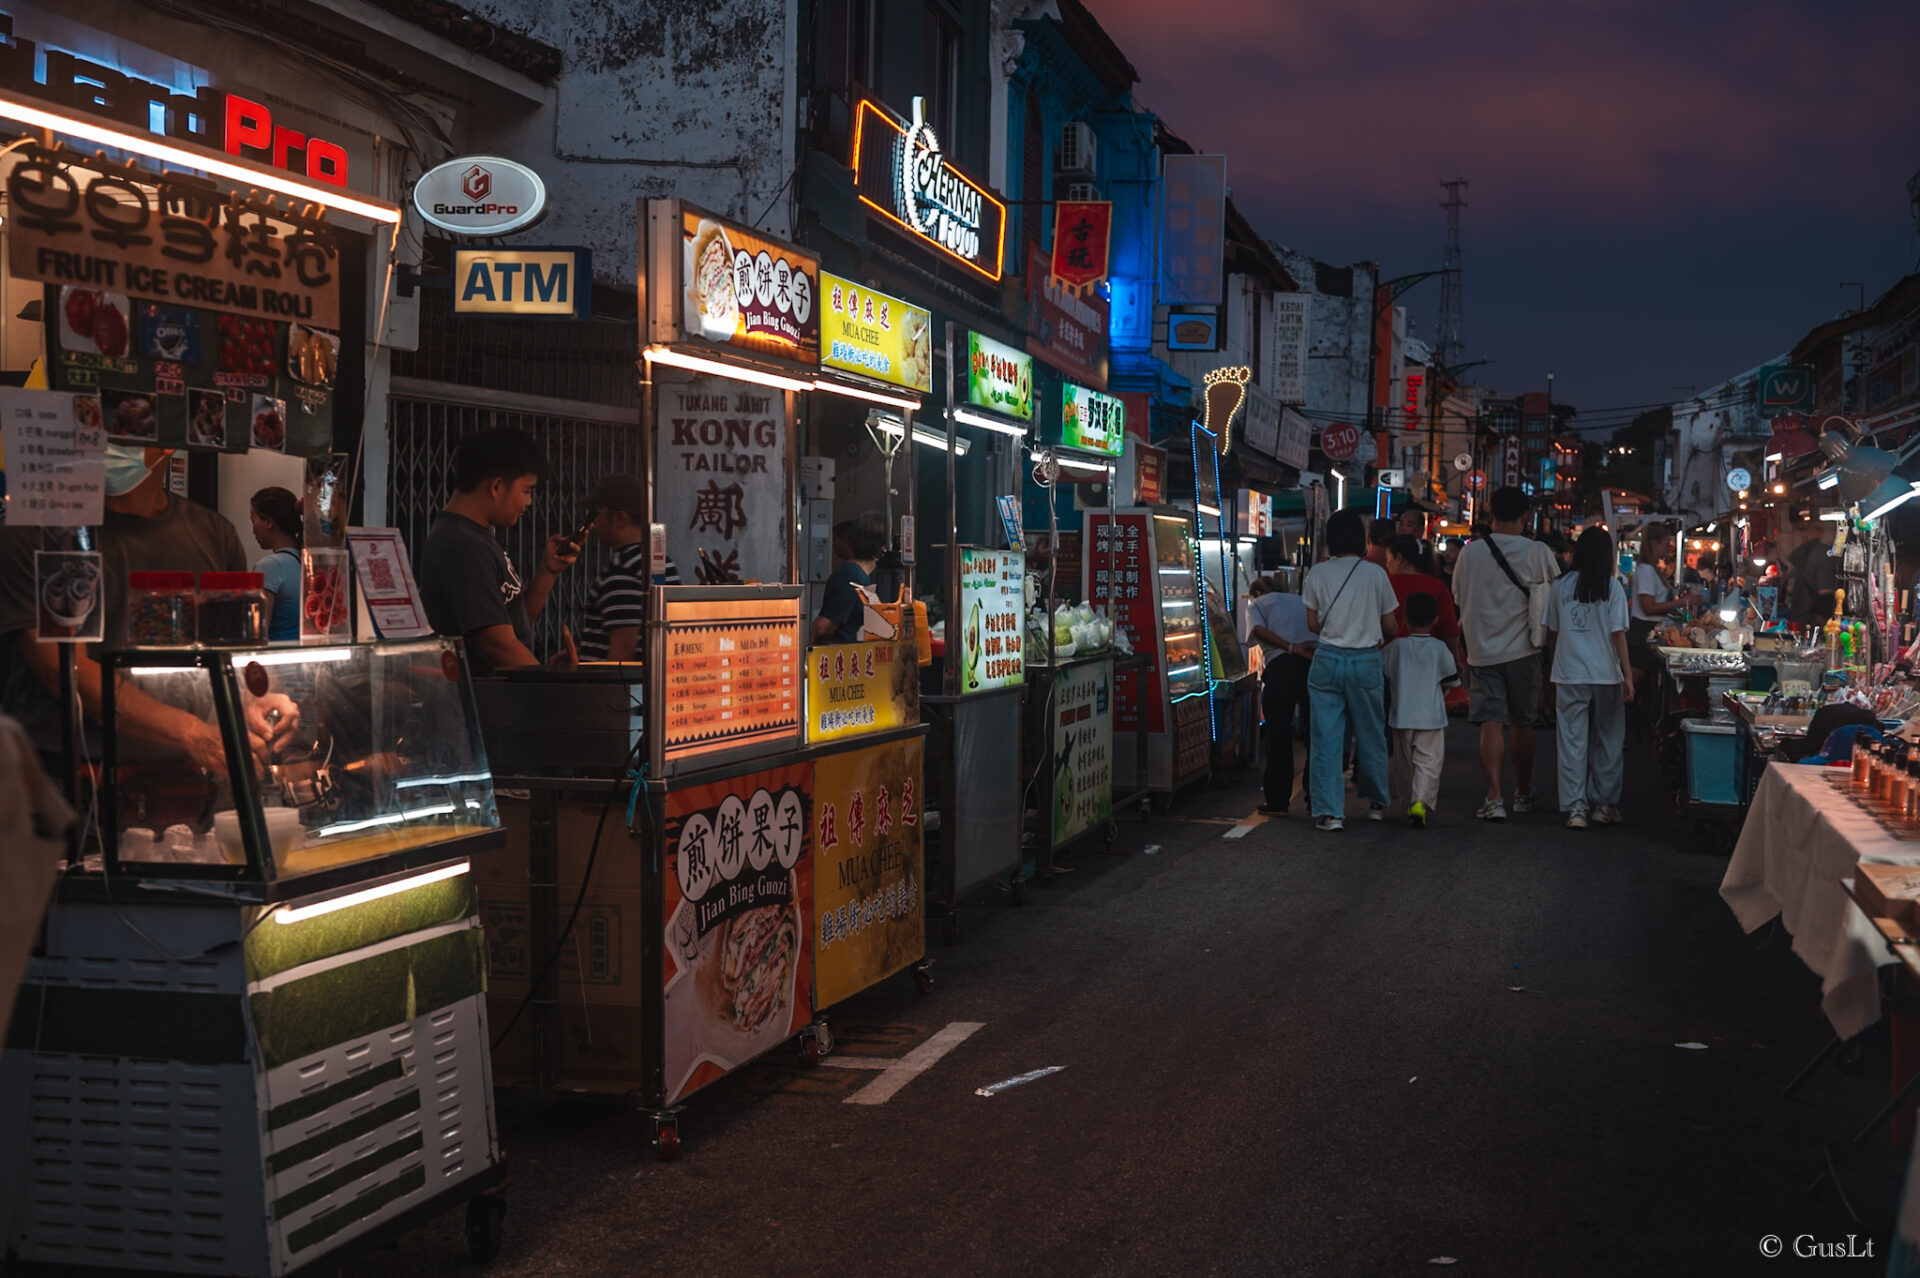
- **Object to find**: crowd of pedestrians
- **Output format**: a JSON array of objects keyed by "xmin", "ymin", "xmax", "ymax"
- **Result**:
[{"xmin": 1244, "ymin": 485, "xmax": 1641, "ymax": 832}]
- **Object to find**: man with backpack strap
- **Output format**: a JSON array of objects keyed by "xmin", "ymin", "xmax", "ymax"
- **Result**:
[{"xmin": 1451, "ymin": 486, "xmax": 1560, "ymax": 820}]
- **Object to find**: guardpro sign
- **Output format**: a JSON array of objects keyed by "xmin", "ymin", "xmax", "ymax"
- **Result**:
[
  {"xmin": 414, "ymin": 157, "xmax": 548, "ymax": 236},
  {"xmin": 452, "ymin": 247, "xmax": 591, "ymax": 318}
]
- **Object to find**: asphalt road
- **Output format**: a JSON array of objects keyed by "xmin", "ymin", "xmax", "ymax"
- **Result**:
[{"xmin": 359, "ymin": 724, "xmax": 1900, "ymax": 1277}]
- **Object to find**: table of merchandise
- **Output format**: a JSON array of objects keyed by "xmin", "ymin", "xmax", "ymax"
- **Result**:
[{"xmin": 1722, "ymin": 762, "xmax": 1920, "ymax": 1038}]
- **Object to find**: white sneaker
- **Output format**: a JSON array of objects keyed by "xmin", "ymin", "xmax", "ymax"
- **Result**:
[
  {"xmin": 1367, "ymin": 803, "xmax": 1387, "ymax": 822},
  {"xmin": 1315, "ymin": 815, "xmax": 1345, "ymax": 832},
  {"xmin": 1566, "ymin": 807, "xmax": 1589, "ymax": 829},
  {"xmin": 1592, "ymin": 805, "xmax": 1622, "ymax": 825},
  {"xmin": 1477, "ymin": 799, "xmax": 1507, "ymax": 821},
  {"xmin": 1510, "ymin": 792, "xmax": 1539, "ymax": 814}
]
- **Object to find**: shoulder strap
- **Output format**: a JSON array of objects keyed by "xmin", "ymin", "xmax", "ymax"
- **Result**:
[
  {"xmin": 1321, "ymin": 558, "xmax": 1363, "ymax": 616},
  {"xmin": 275, "ymin": 546, "xmax": 302, "ymax": 562},
  {"xmin": 1481, "ymin": 535, "xmax": 1528, "ymax": 595}
]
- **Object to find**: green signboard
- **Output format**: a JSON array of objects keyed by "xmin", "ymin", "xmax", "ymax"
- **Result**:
[
  {"xmin": 1061, "ymin": 382, "xmax": 1125, "ymax": 456},
  {"xmin": 966, "ymin": 332, "xmax": 1033, "ymax": 422},
  {"xmin": 958, "ymin": 547, "xmax": 1025, "ymax": 694}
]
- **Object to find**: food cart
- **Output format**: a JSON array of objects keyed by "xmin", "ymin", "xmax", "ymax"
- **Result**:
[
  {"xmin": 0, "ymin": 640, "xmax": 509, "ymax": 1273},
  {"xmin": 469, "ymin": 201, "xmax": 929, "ymax": 1158}
]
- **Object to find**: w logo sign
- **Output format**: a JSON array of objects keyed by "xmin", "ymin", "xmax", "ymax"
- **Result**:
[{"xmin": 1760, "ymin": 364, "xmax": 1815, "ymax": 411}]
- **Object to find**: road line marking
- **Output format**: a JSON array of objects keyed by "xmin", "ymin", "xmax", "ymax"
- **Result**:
[{"xmin": 835, "ymin": 1021, "xmax": 986, "ymax": 1105}]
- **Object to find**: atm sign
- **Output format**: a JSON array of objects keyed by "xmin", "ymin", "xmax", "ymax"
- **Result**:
[{"xmin": 453, "ymin": 247, "xmax": 593, "ymax": 318}]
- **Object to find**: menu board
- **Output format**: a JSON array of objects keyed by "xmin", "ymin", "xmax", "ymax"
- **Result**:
[
  {"xmin": 806, "ymin": 640, "xmax": 918, "ymax": 743},
  {"xmin": 1061, "ymin": 382, "xmax": 1125, "ymax": 456},
  {"xmin": 958, "ymin": 547, "xmax": 1025, "ymax": 694},
  {"xmin": 814, "ymin": 736, "xmax": 924, "ymax": 1008},
  {"xmin": 966, "ymin": 332, "xmax": 1033, "ymax": 422},
  {"xmin": 680, "ymin": 205, "xmax": 819, "ymax": 365},
  {"xmin": 658, "ymin": 593, "xmax": 802, "ymax": 768},
  {"xmin": 1051, "ymin": 659, "xmax": 1113, "ymax": 848},
  {"xmin": 820, "ymin": 273, "xmax": 932, "ymax": 393},
  {"xmin": 1, "ymin": 389, "xmax": 105, "ymax": 526},
  {"xmin": 1088, "ymin": 515, "xmax": 1161, "ymax": 734}
]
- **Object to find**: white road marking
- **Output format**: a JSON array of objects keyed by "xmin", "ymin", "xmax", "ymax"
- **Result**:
[
  {"xmin": 823, "ymin": 1021, "xmax": 987, "ymax": 1105},
  {"xmin": 1224, "ymin": 810, "xmax": 1268, "ymax": 838}
]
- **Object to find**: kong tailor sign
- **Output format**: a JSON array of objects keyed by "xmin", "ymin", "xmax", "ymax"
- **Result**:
[{"xmin": 414, "ymin": 157, "xmax": 548, "ymax": 236}]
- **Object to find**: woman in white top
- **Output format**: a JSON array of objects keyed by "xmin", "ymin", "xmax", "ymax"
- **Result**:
[
  {"xmin": 1301, "ymin": 509, "xmax": 1403, "ymax": 832},
  {"xmin": 1545, "ymin": 527, "xmax": 1635, "ymax": 828}
]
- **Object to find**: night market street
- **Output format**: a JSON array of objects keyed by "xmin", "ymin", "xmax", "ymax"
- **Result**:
[{"xmin": 359, "ymin": 731, "xmax": 1876, "ymax": 1278}]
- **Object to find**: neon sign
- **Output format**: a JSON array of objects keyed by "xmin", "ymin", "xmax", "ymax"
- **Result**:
[
  {"xmin": 851, "ymin": 94, "xmax": 1007, "ymax": 282},
  {"xmin": 0, "ymin": 6, "xmax": 352, "ymax": 187}
]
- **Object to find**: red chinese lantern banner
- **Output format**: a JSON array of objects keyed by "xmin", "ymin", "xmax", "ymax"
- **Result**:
[{"xmin": 1050, "ymin": 201, "xmax": 1111, "ymax": 294}]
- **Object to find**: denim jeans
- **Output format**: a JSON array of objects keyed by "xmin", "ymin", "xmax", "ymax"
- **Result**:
[{"xmin": 1308, "ymin": 645, "xmax": 1389, "ymax": 817}]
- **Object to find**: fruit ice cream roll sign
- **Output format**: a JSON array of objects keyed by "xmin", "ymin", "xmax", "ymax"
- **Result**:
[{"xmin": 661, "ymin": 762, "xmax": 814, "ymax": 1103}]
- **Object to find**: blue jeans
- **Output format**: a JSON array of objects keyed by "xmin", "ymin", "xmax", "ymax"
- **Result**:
[{"xmin": 1308, "ymin": 645, "xmax": 1389, "ymax": 817}]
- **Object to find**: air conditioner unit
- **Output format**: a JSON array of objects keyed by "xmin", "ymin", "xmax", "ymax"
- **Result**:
[
  {"xmin": 1063, "ymin": 181, "xmax": 1102, "ymax": 203},
  {"xmin": 1058, "ymin": 121, "xmax": 1096, "ymax": 178}
]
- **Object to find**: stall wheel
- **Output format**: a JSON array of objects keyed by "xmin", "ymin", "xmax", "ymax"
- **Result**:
[
  {"xmin": 653, "ymin": 1116, "xmax": 681, "ymax": 1162},
  {"xmin": 911, "ymin": 962, "xmax": 934, "ymax": 996},
  {"xmin": 464, "ymin": 1192, "xmax": 505, "ymax": 1263},
  {"xmin": 799, "ymin": 1020, "xmax": 834, "ymax": 1067}
]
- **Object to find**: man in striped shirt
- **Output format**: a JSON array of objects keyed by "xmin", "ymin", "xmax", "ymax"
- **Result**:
[{"xmin": 576, "ymin": 474, "xmax": 680, "ymax": 662}]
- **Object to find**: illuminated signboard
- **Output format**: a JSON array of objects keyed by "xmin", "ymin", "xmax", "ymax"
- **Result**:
[
  {"xmin": 452, "ymin": 247, "xmax": 591, "ymax": 317},
  {"xmin": 851, "ymin": 95, "xmax": 1007, "ymax": 282},
  {"xmin": 958, "ymin": 548, "xmax": 1025, "ymax": 694},
  {"xmin": 966, "ymin": 332, "xmax": 1032, "ymax": 421},
  {"xmin": 680, "ymin": 205, "xmax": 820, "ymax": 365},
  {"xmin": 654, "ymin": 589, "xmax": 803, "ymax": 774},
  {"xmin": 819, "ymin": 272, "xmax": 932, "ymax": 393},
  {"xmin": 0, "ymin": 3, "xmax": 366, "ymax": 188},
  {"xmin": 417, "ymin": 158, "xmax": 548, "ymax": 236},
  {"xmin": 1060, "ymin": 383, "xmax": 1124, "ymax": 457}
]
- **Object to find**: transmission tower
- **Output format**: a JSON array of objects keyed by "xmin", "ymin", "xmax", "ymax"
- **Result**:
[{"xmin": 1436, "ymin": 178, "xmax": 1468, "ymax": 368}]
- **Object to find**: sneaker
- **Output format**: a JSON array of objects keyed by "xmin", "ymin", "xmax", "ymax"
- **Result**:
[
  {"xmin": 1367, "ymin": 803, "xmax": 1387, "ymax": 822},
  {"xmin": 1510, "ymin": 792, "xmax": 1539, "ymax": 814},
  {"xmin": 1566, "ymin": 807, "xmax": 1589, "ymax": 830},
  {"xmin": 1477, "ymin": 799, "xmax": 1508, "ymax": 821},
  {"xmin": 1592, "ymin": 805, "xmax": 1621, "ymax": 825},
  {"xmin": 1315, "ymin": 815, "xmax": 1345, "ymax": 832},
  {"xmin": 1408, "ymin": 801, "xmax": 1429, "ymax": 828}
]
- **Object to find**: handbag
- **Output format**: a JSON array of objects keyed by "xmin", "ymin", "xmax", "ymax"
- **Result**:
[{"xmin": 1482, "ymin": 535, "xmax": 1551, "ymax": 650}]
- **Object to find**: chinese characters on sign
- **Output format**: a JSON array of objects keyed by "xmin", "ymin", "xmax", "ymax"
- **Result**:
[
  {"xmin": 1, "ymin": 389, "xmax": 106, "ymax": 526},
  {"xmin": 1061, "ymin": 382, "xmax": 1125, "ymax": 457},
  {"xmin": 1269, "ymin": 294, "xmax": 1311, "ymax": 404},
  {"xmin": 1088, "ymin": 514, "xmax": 1164, "ymax": 735},
  {"xmin": 1026, "ymin": 245, "xmax": 1111, "ymax": 390},
  {"xmin": 1160, "ymin": 154, "xmax": 1226, "ymax": 306},
  {"xmin": 1050, "ymin": 201, "xmax": 1111, "ymax": 292},
  {"xmin": 966, "ymin": 332, "xmax": 1033, "ymax": 422},
  {"xmin": 656, "ymin": 592, "xmax": 802, "ymax": 770},
  {"xmin": 7, "ymin": 146, "xmax": 341, "ymax": 328},
  {"xmin": 662, "ymin": 761, "xmax": 812, "ymax": 1103},
  {"xmin": 959, "ymin": 548, "xmax": 1025, "ymax": 694},
  {"xmin": 814, "ymin": 737, "xmax": 925, "ymax": 1007},
  {"xmin": 1051, "ymin": 659, "xmax": 1113, "ymax": 848},
  {"xmin": 819, "ymin": 272, "xmax": 932, "ymax": 393},
  {"xmin": 654, "ymin": 374, "xmax": 790, "ymax": 583},
  {"xmin": 680, "ymin": 207, "xmax": 819, "ymax": 364},
  {"xmin": 805, "ymin": 640, "xmax": 918, "ymax": 743}
]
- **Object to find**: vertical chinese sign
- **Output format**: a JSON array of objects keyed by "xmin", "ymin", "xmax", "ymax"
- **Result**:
[
  {"xmin": 1159, "ymin": 155, "xmax": 1227, "ymax": 307},
  {"xmin": 958, "ymin": 548, "xmax": 1025, "ymax": 693},
  {"xmin": 1051, "ymin": 659, "xmax": 1113, "ymax": 847},
  {"xmin": 654, "ymin": 373, "xmax": 791, "ymax": 584},
  {"xmin": 1050, "ymin": 201, "xmax": 1112, "ymax": 292},
  {"xmin": 1269, "ymin": 293, "xmax": 1311, "ymax": 405},
  {"xmin": 662, "ymin": 761, "xmax": 813, "ymax": 1104},
  {"xmin": 814, "ymin": 737, "xmax": 925, "ymax": 1007},
  {"xmin": 1088, "ymin": 513, "xmax": 1163, "ymax": 734}
]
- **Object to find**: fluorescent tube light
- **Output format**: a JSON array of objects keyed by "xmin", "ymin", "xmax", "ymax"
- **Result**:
[
  {"xmin": 645, "ymin": 345, "xmax": 813, "ymax": 392},
  {"xmin": 814, "ymin": 379, "xmax": 922, "ymax": 412},
  {"xmin": 875, "ymin": 419, "xmax": 969, "ymax": 455},
  {"xmin": 273, "ymin": 861, "xmax": 470, "ymax": 924},
  {"xmin": 949, "ymin": 407, "xmax": 1030, "ymax": 438},
  {"xmin": 245, "ymin": 647, "xmax": 353, "ymax": 666}
]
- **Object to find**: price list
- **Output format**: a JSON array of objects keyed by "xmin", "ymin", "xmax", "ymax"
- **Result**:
[{"xmin": 661, "ymin": 620, "xmax": 800, "ymax": 756}]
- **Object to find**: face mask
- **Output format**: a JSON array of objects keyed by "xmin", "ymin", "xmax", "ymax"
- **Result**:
[{"xmin": 104, "ymin": 444, "xmax": 165, "ymax": 496}]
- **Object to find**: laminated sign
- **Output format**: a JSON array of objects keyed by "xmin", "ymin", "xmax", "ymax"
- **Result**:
[
  {"xmin": 655, "ymin": 373, "xmax": 790, "ymax": 585},
  {"xmin": 814, "ymin": 738, "xmax": 926, "ymax": 1007}
]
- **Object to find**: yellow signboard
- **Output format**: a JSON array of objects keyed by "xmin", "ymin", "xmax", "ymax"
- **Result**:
[
  {"xmin": 820, "ymin": 272, "xmax": 932, "ymax": 394},
  {"xmin": 813, "ymin": 736, "xmax": 924, "ymax": 1008},
  {"xmin": 453, "ymin": 248, "xmax": 592, "ymax": 317},
  {"xmin": 805, "ymin": 640, "xmax": 916, "ymax": 743}
]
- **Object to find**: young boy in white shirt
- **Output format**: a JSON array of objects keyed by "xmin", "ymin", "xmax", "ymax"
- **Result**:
[{"xmin": 1382, "ymin": 591, "xmax": 1459, "ymax": 827}]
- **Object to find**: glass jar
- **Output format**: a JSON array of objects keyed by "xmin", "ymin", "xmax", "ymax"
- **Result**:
[
  {"xmin": 126, "ymin": 571, "xmax": 196, "ymax": 646},
  {"xmin": 196, "ymin": 572, "xmax": 268, "ymax": 645}
]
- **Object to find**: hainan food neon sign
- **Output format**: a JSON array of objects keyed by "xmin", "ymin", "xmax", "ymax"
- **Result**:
[{"xmin": 852, "ymin": 94, "xmax": 1006, "ymax": 282}]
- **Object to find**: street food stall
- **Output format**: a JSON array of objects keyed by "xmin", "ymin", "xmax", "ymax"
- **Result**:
[{"xmin": 470, "ymin": 200, "xmax": 929, "ymax": 1158}]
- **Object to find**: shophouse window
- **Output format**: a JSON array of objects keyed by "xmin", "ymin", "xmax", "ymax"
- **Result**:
[
  {"xmin": 826, "ymin": 0, "xmax": 879, "ymax": 93},
  {"xmin": 1021, "ymin": 84, "xmax": 1044, "ymax": 262},
  {"xmin": 925, "ymin": 4, "xmax": 961, "ymax": 143}
]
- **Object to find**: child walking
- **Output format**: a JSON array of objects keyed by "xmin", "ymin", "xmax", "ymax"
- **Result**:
[
  {"xmin": 1544, "ymin": 527, "xmax": 1636, "ymax": 828},
  {"xmin": 1382, "ymin": 591, "xmax": 1458, "ymax": 827}
]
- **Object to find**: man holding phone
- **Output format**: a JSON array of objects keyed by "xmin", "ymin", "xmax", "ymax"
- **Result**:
[{"xmin": 576, "ymin": 474, "xmax": 680, "ymax": 662}]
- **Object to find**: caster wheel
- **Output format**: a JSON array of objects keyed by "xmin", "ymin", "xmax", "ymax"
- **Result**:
[
  {"xmin": 800, "ymin": 1036, "xmax": 823, "ymax": 1068},
  {"xmin": 913, "ymin": 967, "xmax": 934, "ymax": 996},
  {"xmin": 814, "ymin": 1021, "xmax": 834, "ymax": 1054},
  {"xmin": 655, "ymin": 1123, "xmax": 681, "ymax": 1161},
  {"xmin": 464, "ymin": 1194, "xmax": 504, "ymax": 1262},
  {"xmin": 941, "ymin": 913, "xmax": 960, "ymax": 946}
]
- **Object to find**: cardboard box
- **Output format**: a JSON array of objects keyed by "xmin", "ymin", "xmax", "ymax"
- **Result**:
[
  {"xmin": 488, "ymin": 792, "xmax": 649, "ymax": 892},
  {"xmin": 1856, "ymin": 863, "xmax": 1920, "ymax": 923}
]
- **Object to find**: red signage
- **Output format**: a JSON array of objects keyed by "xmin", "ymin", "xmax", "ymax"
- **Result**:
[
  {"xmin": 1503, "ymin": 436, "xmax": 1522, "ymax": 487},
  {"xmin": 1087, "ymin": 513, "xmax": 1164, "ymax": 734},
  {"xmin": 1466, "ymin": 469, "xmax": 1487, "ymax": 491},
  {"xmin": 1320, "ymin": 422, "xmax": 1360, "ymax": 462},
  {"xmin": 1134, "ymin": 443, "xmax": 1167, "ymax": 505},
  {"xmin": 1025, "ymin": 245, "xmax": 1109, "ymax": 389},
  {"xmin": 1402, "ymin": 369, "xmax": 1424, "ymax": 432},
  {"xmin": 1050, "ymin": 201, "xmax": 1111, "ymax": 291}
]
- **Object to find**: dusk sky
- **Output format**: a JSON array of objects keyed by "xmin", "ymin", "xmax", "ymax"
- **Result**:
[{"xmin": 1093, "ymin": 0, "xmax": 1920, "ymax": 430}]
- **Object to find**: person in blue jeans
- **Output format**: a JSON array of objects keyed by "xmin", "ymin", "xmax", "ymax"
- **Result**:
[{"xmin": 1302, "ymin": 508, "xmax": 1403, "ymax": 832}]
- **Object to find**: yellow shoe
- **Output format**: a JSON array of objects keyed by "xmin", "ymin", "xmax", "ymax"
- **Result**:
[{"xmin": 1408, "ymin": 801, "xmax": 1429, "ymax": 828}]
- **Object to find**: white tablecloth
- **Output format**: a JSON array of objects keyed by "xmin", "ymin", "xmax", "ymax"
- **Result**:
[{"xmin": 1720, "ymin": 761, "xmax": 1920, "ymax": 1039}]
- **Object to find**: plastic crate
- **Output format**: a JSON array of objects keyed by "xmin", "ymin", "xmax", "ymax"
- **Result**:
[{"xmin": 1683, "ymin": 718, "xmax": 1741, "ymax": 806}]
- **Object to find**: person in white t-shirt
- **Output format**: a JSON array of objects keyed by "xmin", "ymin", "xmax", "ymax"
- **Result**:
[
  {"xmin": 1301, "ymin": 509, "xmax": 1402, "ymax": 832},
  {"xmin": 1246, "ymin": 578, "xmax": 1316, "ymax": 814},
  {"xmin": 1382, "ymin": 590, "xmax": 1458, "ymax": 827},
  {"xmin": 1451, "ymin": 486, "xmax": 1560, "ymax": 821},
  {"xmin": 1545, "ymin": 527, "xmax": 1636, "ymax": 828}
]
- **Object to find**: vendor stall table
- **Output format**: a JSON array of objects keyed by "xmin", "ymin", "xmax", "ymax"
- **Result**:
[{"xmin": 1722, "ymin": 763, "xmax": 1920, "ymax": 1039}]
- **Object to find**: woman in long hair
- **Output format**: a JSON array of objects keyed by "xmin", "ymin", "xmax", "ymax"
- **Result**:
[
  {"xmin": 1543, "ymin": 526, "xmax": 1635, "ymax": 828},
  {"xmin": 1301, "ymin": 508, "xmax": 1403, "ymax": 831},
  {"xmin": 248, "ymin": 486, "xmax": 304, "ymax": 641}
]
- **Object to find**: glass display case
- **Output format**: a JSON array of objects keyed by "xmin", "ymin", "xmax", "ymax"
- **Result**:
[
  {"xmin": 1151, "ymin": 515, "xmax": 1208, "ymax": 701},
  {"xmin": 101, "ymin": 639, "xmax": 500, "ymax": 891}
]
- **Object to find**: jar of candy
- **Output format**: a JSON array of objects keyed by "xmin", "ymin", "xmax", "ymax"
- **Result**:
[
  {"xmin": 197, "ymin": 572, "xmax": 268, "ymax": 645},
  {"xmin": 126, "ymin": 571, "xmax": 196, "ymax": 646}
]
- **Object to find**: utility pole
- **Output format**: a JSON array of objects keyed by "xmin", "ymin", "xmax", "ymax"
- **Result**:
[{"xmin": 1437, "ymin": 179, "xmax": 1467, "ymax": 368}]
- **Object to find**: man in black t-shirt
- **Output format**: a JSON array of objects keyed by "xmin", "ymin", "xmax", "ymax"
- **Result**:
[
  {"xmin": 576, "ymin": 473, "xmax": 680, "ymax": 662},
  {"xmin": 418, "ymin": 429, "xmax": 577, "ymax": 675}
]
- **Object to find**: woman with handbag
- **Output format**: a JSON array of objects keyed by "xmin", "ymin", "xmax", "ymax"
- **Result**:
[
  {"xmin": 1450, "ymin": 486, "xmax": 1561, "ymax": 821},
  {"xmin": 1302, "ymin": 509, "xmax": 1403, "ymax": 832}
]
